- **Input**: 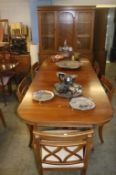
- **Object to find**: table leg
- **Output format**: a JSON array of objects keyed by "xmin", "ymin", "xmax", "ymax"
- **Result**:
[
  {"xmin": 27, "ymin": 124, "xmax": 33, "ymax": 147},
  {"xmin": 98, "ymin": 124, "xmax": 104, "ymax": 144}
]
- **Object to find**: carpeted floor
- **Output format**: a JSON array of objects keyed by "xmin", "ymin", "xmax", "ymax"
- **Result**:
[{"xmin": 0, "ymin": 62, "xmax": 116, "ymax": 175}]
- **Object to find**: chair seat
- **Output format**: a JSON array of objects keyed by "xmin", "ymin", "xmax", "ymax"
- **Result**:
[{"xmin": 42, "ymin": 162, "xmax": 84, "ymax": 168}]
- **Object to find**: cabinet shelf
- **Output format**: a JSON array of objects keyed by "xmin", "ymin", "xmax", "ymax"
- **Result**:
[
  {"xmin": 77, "ymin": 34, "xmax": 90, "ymax": 38},
  {"xmin": 77, "ymin": 22, "xmax": 91, "ymax": 24},
  {"xmin": 42, "ymin": 23, "xmax": 54, "ymax": 25},
  {"xmin": 42, "ymin": 35, "xmax": 55, "ymax": 38}
]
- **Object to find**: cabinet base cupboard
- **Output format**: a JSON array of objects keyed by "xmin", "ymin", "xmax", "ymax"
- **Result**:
[{"xmin": 38, "ymin": 6, "xmax": 95, "ymax": 63}]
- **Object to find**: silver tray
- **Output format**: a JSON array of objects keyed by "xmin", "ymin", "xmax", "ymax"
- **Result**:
[
  {"xmin": 54, "ymin": 83, "xmax": 82, "ymax": 98},
  {"xmin": 55, "ymin": 60, "xmax": 81, "ymax": 69},
  {"xmin": 32, "ymin": 90, "xmax": 54, "ymax": 102},
  {"xmin": 69, "ymin": 97, "xmax": 95, "ymax": 110}
]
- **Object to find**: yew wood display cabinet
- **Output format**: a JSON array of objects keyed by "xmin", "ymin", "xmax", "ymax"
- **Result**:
[{"xmin": 38, "ymin": 6, "xmax": 95, "ymax": 64}]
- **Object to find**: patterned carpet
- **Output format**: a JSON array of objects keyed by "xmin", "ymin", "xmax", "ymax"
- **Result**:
[{"xmin": 0, "ymin": 62, "xmax": 116, "ymax": 175}]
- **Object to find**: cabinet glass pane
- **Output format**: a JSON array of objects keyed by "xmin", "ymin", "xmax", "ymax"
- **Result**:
[
  {"xmin": 42, "ymin": 38, "xmax": 55, "ymax": 50},
  {"xmin": 76, "ymin": 37, "xmax": 90, "ymax": 49},
  {"xmin": 41, "ymin": 12, "xmax": 55, "ymax": 50},
  {"xmin": 76, "ymin": 12, "xmax": 93, "ymax": 50},
  {"xmin": 78, "ymin": 12, "xmax": 91, "ymax": 22},
  {"xmin": 57, "ymin": 12, "xmax": 74, "ymax": 49},
  {"xmin": 77, "ymin": 23, "xmax": 91, "ymax": 35}
]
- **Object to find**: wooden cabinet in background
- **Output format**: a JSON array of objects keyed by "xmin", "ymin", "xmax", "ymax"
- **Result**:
[
  {"xmin": 38, "ymin": 6, "xmax": 95, "ymax": 63},
  {"xmin": 94, "ymin": 8, "xmax": 108, "ymax": 75}
]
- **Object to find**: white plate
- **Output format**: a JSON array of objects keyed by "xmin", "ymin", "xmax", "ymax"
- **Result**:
[
  {"xmin": 32, "ymin": 90, "xmax": 54, "ymax": 102},
  {"xmin": 69, "ymin": 97, "xmax": 95, "ymax": 110},
  {"xmin": 55, "ymin": 60, "xmax": 81, "ymax": 69}
]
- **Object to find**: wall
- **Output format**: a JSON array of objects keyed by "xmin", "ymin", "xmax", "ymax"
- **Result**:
[
  {"xmin": 0, "ymin": 0, "xmax": 52, "ymax": 44},
  {"xmin": 0, "ymin": 0, "xmax": 115, "ymax": 44},
  {"xmin": 30, "ymin": 0, "xmax": 52, "ymax": 44},
  {"xmin": 29, "ymin": 0, "xmax": 52, "ymax": 64},
  {"xmin": 52, "ymin": 0, "xmax": 116, "ymax": 5},
  {"xmin": 0, "ymin": 0, "xmax": 31, "ymax": 26}
]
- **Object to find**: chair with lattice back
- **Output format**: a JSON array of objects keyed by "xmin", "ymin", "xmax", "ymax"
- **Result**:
[
  {"xmin": 16, "ymin": 75, "xmax": 33, "ymax": 147},
  {"xmin": 0, "ymin": 71, "xmax": 13, "ymax": 105},
  {"xmin": 93, "ymin": 61, "xmax": 100, "ymax": 77},
  {"xmin": 16, "ymin": 75, "xmax": 31, "ymax": 102},
  {"xmin": 33, "ymin": 128, "xmax": 94, "ymax": 175},
  {"xmin": 98, "ymin": 75, "xmax": 115, "ymax": 143},
  {"xmin": 100, "ymin": 75, "xmax": 115, "ymax": 101},
  {"xmin": 31, "ymin": 61, "xmax": 39, "ymax": 79}
]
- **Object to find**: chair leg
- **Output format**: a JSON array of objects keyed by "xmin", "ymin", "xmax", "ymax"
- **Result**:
[
  {"xmin": 2, "ymin": 86, "xmax": 7, "ymax": 106},
  {"xmin": 98, "ymin": 124, "xmax": 104, "ymax": 144},
  {"xmin": 80, "ymin": 169, "xmax": 86, "ymax": 175},
  {"xmin": 27, "ymin": 124, "xmax": 33, "ymax": 147},
  {"xmin": 7, "ymin": 80, "xmax": 13, "ymax": 94},
  {"xmin": 0, "ymin": 110, "xmax": 7, "ymax": 127}
]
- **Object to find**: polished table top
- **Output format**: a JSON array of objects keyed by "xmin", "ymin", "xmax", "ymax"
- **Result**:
[{"xmin": 18, "ymin": 58, "xmax": 113, "ymax": 127}]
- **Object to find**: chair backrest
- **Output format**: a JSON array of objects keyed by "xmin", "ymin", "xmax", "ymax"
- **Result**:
[
  {"xmin": 31, "ymin": 61, "xmax": 39, "ymax": 79},
  {"xmin": 93, "ymin": 61, "xmax": 100, "ymax": 77},
  {"xmin": 16, "ymin": 76, "xmax": 30, "ymax": 102},
  {"xmin": 0, "ymin": 72, "xmax": 4, "ymax": 87},
  {"xmin": 0, "ymin": 70, "xmax": 13, "ymax": 105},
  {"xmin": 100, "ymin": 75, "xmax": 115, "ymax": 101},
  {"xmin": 33, "ymin": 128, "xmax": 94, "ymax": 175}
]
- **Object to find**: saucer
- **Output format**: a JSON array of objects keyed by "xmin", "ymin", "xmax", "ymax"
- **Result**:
[
  {"xmin": 69, "ymin": 97, "xmax": 95, "ymax": 110},
  {"xmin": 32, "ymin": 90, "xmax": 54, "ymax": 102}
]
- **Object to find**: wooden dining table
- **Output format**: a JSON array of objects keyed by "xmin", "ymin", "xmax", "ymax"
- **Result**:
[{"xmin": 17, "ymin": 57, "xmax": 113, "ymax": 129}]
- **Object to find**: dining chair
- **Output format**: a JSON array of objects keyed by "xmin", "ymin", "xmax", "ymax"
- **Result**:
[
  {"xmin": 0, "ymin": 71, "xmax": 13, "ymax": 105},
  {"xmin": 0, "ymin": 108, "xmax": 6, "ymax": 127},
  {"xmin": 98, "ymin": 75, "xmax": 115, "ymax": 143},
  {"xmin": 33, "ymin": 128, "xmax": 94, "ymax": 175},
  {"xmin": 31, "ymin": 61, "xmax": 39, "ymax": 79},
  {"xmin": 93, "ymin": 61, "xmax": 100, "ymax": 77},
  {"xmin": 100, "ymin": 75, "xmax": 115, "ymax": 101},
  {"xmin": 16, "ymin": 75, "xmax": 31, "ymax": 102},
  {"xmin": 16, "ymin": 75, "xmax": 32, "ymax": 147}
]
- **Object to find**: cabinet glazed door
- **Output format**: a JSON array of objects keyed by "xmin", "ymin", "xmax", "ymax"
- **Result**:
[
  {"xmin": 57, "ymin": 11, "xmax": 75, "ymax": 51},
  {"xmin": 39, "ymin": 11, "xmax": 56, "ymax": 54},
  {"xmin": 75, "ymin": 10, "xmax": 95, "ymax": 53}
]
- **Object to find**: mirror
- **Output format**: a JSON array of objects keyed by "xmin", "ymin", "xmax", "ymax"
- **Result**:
[{"xmin": 0, "ymin": 19, "xmax": 9, "ymax": 42}]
